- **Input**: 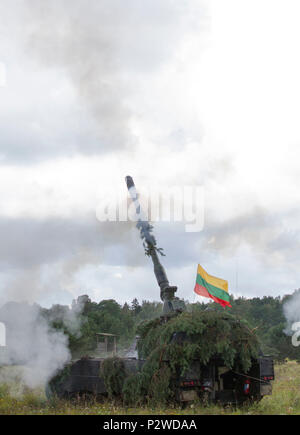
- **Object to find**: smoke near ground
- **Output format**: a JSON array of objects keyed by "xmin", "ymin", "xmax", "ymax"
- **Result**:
[{"xmin": 0, "ymin": 302, "xmax": 71, "ymax": 388}]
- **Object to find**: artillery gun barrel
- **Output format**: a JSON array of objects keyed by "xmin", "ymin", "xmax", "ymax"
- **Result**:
[
  {"xmin": 147, "ymin": 243, "xmax": 169, "ymax": 290},
  {"xmin": 125, "ymin": 176, "xmax": 179, "ymax": 314},
  {"xmin": 125, "ymin": 175, "xmax": 168, "ymax": 289},
  {"xmin": 146, "ymin": 243, "xmax": 178, "ymax": 313}
]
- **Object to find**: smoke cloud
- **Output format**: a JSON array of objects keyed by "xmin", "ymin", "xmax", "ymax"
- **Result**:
[
  {"xmin": 283, "ymin": 290, "xmax": 300, "ymax": 335},
  {"xmin": 10, "ymin": 0, "xmax": 201, "ymax": 157},
  {"xmin": 0, "ymin": 215, "xmax": 140, "ymax": 308},
  {"xmin": 0, "ymin": 302, "xmax": 71, "ymax": 388}
]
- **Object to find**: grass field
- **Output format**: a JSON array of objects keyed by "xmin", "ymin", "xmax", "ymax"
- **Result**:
[{"xmin": 0, "ymin": 361, "xmax": 300, "ymax": 415}]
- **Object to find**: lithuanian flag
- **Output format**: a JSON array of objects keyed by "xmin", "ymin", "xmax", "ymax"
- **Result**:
[{"xmin": 194, "ymin": 264, "xmax": 231, "ymax": 308}]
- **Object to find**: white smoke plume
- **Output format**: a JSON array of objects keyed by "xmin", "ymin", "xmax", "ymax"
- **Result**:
[
  {"xmin": 0, "ymin": 302, "xmax": 72, "ymax": 388},
  {"xmin": 283, "ymin": 290, "xmax": 300, "ymax": 335}
]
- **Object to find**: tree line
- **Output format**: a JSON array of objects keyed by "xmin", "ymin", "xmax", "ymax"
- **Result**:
[{"xmin": 41, "ymin": 290, "xmax": 300, "ymax": 362}]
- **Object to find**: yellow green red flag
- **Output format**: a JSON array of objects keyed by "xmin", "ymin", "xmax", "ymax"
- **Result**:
[{"xmin": 194, "ymin": 264, "xmax": 231, "ymax": 307}]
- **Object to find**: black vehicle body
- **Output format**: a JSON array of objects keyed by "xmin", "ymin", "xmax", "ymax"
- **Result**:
[
  {"xmin": 48, "ymin": 357, "xmax": 143, "ymax": 398},
  {"xmin": 48, "ymin": 353, "xmax": 274, "ymax": 405},
  {"xmin": 175, "ymin": 356, "xmax": 274, "ymax": 404}
]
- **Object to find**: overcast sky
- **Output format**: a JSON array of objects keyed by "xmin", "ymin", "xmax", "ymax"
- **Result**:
[{"xmin": 0, "ymin": 0, "xmax": 300, "ymax": 307}]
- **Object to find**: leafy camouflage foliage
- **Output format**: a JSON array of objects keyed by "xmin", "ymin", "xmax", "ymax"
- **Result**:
[
  {"xmin": 122, "ymin": 310, "xmax": 260, "ymax": 406},
  {"xmin": 122, "ymin": 361, "xmax": 172, "ymax": 407},
  {"xmin": 138, "ymin": 310, "xmax": 260, "ymax": 373},
  {"xmin": 100, "ymin": 356, "xmax": 127, "ymax": 399},
  {"xmin": 46, "ymin": 364, "xmax": 72, "ymax": 398}
]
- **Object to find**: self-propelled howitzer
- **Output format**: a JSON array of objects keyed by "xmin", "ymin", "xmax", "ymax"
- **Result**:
[
  {"xmin": 46, "ymin": 176, "xmax": 274, "ymax": 406},
  {"xmin": 125, "ymin": 175, "xmax": 185, "ymax": 315}
]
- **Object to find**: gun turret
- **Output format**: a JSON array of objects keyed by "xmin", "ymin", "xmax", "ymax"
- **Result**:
[{"xmin": 125, "ymin": 176, "xmax": 185, "ymax": 315}]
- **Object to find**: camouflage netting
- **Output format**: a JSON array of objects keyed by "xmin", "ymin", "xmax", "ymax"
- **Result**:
[
  {"xmin": 46, "ymin": 364, "xmax": 72, "ymax": 398},
  {"xmin": 107, "ymin": 310, "xmax": 260, "ymax": 406},
  {"xmin": 100, "ymin": 356, "xmax": 127, "ymax": 399},
  {"xmin": 137, "ymin": 311, "xmax": 259, "ymax": 374}
]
